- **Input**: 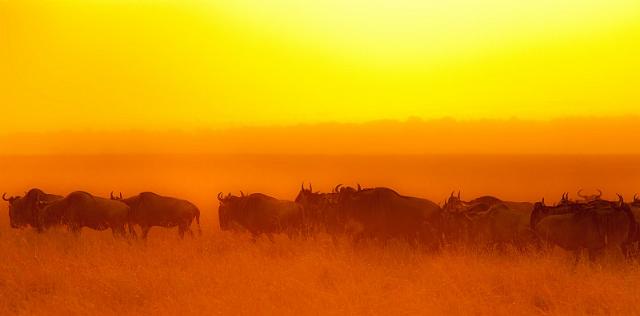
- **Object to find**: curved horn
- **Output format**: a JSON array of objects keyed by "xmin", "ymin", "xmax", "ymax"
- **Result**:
[
  {"xmin": 335, "ymin": 184, "xmax": 343, "ymax": 193},
  {"xmin": 309, "ymin": 183, "xmax": 312, "ymax": 192},
  {"xmin": 596, "ymin": 189, "xmax": 603, "ymax": 198},
  {"xmin": 119, "ymin": 192, "xmax": 123, "ymax": 199},
  {"xmin": 541, "ymin": 198, "xmax": 545, "ymax": 205},
  {"xmin": 577, "ymin": 189, "xmax": 587, "ymax": 199},
  {"xmin": 450, "ymin": 191, "xmax": 455, "ymax": 198},
  {"xmin": 617, "ymin": 193, "xmax": 624, "ymax": 202},
  {"xmin": 301, "ymin": 182, "xmax": 305, "ymax": 191},
  {"xmin": 110, "ymin": 191, "xmax": 115, "ymax": 199},
  {"xmin": 2, "ymin": 193, "xmax": 9, "ymax": 201},
  {"xmin": 457, "ymin": 191, "xmax": 461, "ymax": 199},
  {"xmin": 240, "ymin": 191, "xmax": 245, "ymax": 197},
  {"xmin": 635, "ymin": 193, "xmax": 639, "ymax": 201},
  {"xmin": 217, "ymin": 192, "xmax": 223, "ymax": 202},
  {"xmin": 357, "ymin": 183, "xmax": 362, "ymax": 191}
]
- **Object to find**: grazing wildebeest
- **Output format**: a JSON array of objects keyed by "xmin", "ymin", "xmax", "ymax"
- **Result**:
[
  {"xmin": 36, "ymin": 191, "xmax": 130, "ymax": 237},
  {"xmin": 3, "ymin": 189, "xmax": 63, "ymax": 229},
  {"xmin": 217, "ymin": 192, "xmax": 306, "ymax": 240},
  {"xmin": 530, "ymin": 194, "xmax": 635, "ymax": 263},
  {"xmin": 294, "ymin": 183, "xmax": 341, "ymax": 234},
  {"xmin": 442, "ymin": 192, "xmax": 535, "ymax": 249},
  {"xmin": 334, "ymin": 185, "xmax": 442, "ymax": 249},
  {"xmin": 111, "ymin": 191, "xmax": 201, "ymax": 239}
]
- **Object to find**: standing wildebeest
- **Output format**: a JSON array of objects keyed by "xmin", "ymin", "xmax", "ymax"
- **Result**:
[
  {"xmin": 217, "ymin": 192, "xmax": 306, "ymax": 240},
  {"xmin": 334, "ymin": 185, "xmax": 442, "ymax": 249},
  {"xmin": 111, "ymin": 192, "xmax": 201, "ymax": 239},
  {"xmin": 530, "ymin": 194, "xmax": 635, "ymax": 262},
  {"xmin": 295, "ymin": 183, "xmax": 341, "ymax": 234},
  {"xmin": 624, "ymin": 194, "xmax": 640, "ymax": 257},
  {"xmin": 442, "ymin": 192, "xmax": 535, "ymax": 249},
  {"xmin": 36, "ymin": 191, "xmax": 130, "ymax": 237},
  {"xmin": 4, "ymin": 189, "xmax": 63, "ymax": 229}
]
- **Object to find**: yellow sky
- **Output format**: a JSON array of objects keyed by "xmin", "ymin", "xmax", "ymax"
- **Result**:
[{"xmin": 1, "ymin": 0, "xmax": 639, "ymax": 132}]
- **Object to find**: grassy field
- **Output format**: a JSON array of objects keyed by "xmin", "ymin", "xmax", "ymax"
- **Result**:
[
  {"xmin": 2, "ymin": 226, "xmax": 640, "ymax": 315},
  {"xmin": 2, "ymin": 154, "xmax": 640, "ymax": 315}
]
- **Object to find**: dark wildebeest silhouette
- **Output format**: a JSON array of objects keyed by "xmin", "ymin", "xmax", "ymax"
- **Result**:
[
  {"xmin": 441, "ymin": 192, "xmax": 535, "ymax": 249},
  {"xmin": 111, "ymin": 192, "xmax": 201, "ymax": 239},
  {"xmin": 36, "ymin": 191, "xmax": 130, "ymax": 237},
  {"xmin": 623, "ymin": 194, "xmax": 640, "ymax": 257},
  {"xmin": 334, "ymin": 185, "xmax": 442, "ymax": 249},
  {"xmin": 294, "ymin": 183, "xmax": 341, "ymax": 234},
  {"xmin": 530, "ymin": 194, "xmax": 635, "ymax": 263},
  {"xmin": 217, "ymin": 192, "xmax": 306, "ymax": 240},
  {"xmin": 3, "ymin": 189, "xmax": 63, "ymax": 229}
]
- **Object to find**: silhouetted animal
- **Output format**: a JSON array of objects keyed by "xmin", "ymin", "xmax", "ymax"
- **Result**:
[
  {"xmin": 36, "ymin": 191, "xmax": 130, "ymax": 236},
  {"xmin": 3, "ymin": 189, "xmax": 63, "ymax": 229},
  {"xmin": 335, "ymin": 186, "xmax": 442, "ymax": 249},
  {"xmin": 442, "ymin": 192, "xmax": 534, "ymax": 248},
  {"xmin": 111, "ymin": 192, "xmax": 201, "ymax": 239},
  {"xmin": 294, "ymin": 183, "xmax": 340, "ymax": 234},
  {"xmin": 530, "ymin": 195, "xmax": 635, "ymax": 262},
  {"xmin": 218, "ymin": 192, "xmax": 306, "ymax": 240}
]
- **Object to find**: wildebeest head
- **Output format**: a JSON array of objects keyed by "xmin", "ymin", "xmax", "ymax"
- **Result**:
[
  {"xmin": 295, "ymin": 183, "xmax": 340, "ymax": 227},
  {"xmin": 557, "ymin": 192, "xmax": 572, "ymax": 206},
  {"xmin": 217, "ymin": 192, "xmax": 244, "ymax": 230},
  {"xmin": 110, "ymin": 192, "xmax": 124, "ymax": 201},
  {"xmin": 4, "ymin": 193, "xmax": 24, "ymax": 228},
  {"xmin": 577, "ymin": 189, "xmax": 602, "ymax": 202},
  {"xmin": 530, "ymin": 198, "xmax": 549, "ymax": 229},
  {"xmin": 631, "ymin": 194, "xmax": 640, "ymax": 208},
  {"xmin": 442, "ymin": 191, "xmax": 464, "ymax": 213}
]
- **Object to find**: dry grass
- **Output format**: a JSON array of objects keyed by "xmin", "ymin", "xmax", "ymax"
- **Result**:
[
  {"xmin": 3, "ymin": 154, "xmax": 640, "ymax": 315},
  {"xmin": 2, "ymin": 225, "xmax": 640, "ymax": 316}
]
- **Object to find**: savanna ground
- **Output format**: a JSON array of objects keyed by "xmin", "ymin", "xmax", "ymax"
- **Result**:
[{"xmin": 2, "ymin": 154, "xmax": 640, "ymax": 315}]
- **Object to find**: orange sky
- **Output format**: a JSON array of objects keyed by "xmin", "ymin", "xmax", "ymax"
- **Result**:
[{"xmin": 1, "ymin": 0, "xmax": 640, "ymax": 133}]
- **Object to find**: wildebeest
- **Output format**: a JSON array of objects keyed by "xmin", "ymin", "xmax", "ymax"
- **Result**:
[
  {"xmin": 442, "ymin": 192, "xmax": 535, "ymax": 249},
  {"xmin": 111, "ymin": 191, "xmax": 201, "ymax": 239},
  {"xmin": 294, "ymin": 183, "xmax": 341, "ymax": 234},
  {"xmin": 333, "ymin": 185, "xmax": 442, "ymax": 249},
  {"xmin": 3, "ymin": 188, "xmax": 63, "ymax": 229},
  {"xmin": 530, "ymin": 194, "xmax": 635, "ymax": 262},
  {"xmin": 217, "ymin": 192, "xmax": 306, "ymax": 240},
  {"xmin": 625, "ymin": 194, "xmax": 640, "ymax": 257},
  {"xmin": 36, "ymin": 191, "xmax": 130, "ymax": 236}
]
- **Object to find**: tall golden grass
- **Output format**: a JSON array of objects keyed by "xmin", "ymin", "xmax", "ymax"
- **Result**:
[
  {"xmin": 2, "ymin": 226, "xmax": 640, "ymax": 315},
  {"xmin": 3, "ymin": 154, "xmax": 640, "ymax": 315}
]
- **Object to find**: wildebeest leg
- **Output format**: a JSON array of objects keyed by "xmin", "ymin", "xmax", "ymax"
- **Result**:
[
  {"xmin": 266, "ymin": 233, "xmax": 275, "ymax": 243},
  {"xmin": 621, "ymin": 242, "xmax": 633, "ymax": 260},
  {"xmin": 588, "ymin": 248, "xmax": 604, "ymax": 263},
  {"xmin": 572, "ymin": 249, "xmax": 582, "ymax": 267},
  {"xmin": 68, "ymin": 225, "xmax": 81, "ymax": 237},
  {"xmin": 141, "ymin": 225, "xmax": 151, "ymax": 240},
  {"xmin": 178, "ymin": 226, "xmax": 186, "ymax": 239},
  {"xmin": 128, "ymin": 224, "xmax": 138, "ymax": 239},
  {"xmin": 112, "ymin": 225, "xmax": 127, "ymax": 239}
]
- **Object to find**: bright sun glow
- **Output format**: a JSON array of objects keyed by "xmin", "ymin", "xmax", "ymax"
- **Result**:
[{"xmin": 1, "ymin": 0, "xmax": 639, "ymax": 132}]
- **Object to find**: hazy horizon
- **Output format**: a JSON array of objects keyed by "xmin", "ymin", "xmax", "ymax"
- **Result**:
[{"xmin": 3, "ymin": 116, "xmax": 640, "ymax": 155}]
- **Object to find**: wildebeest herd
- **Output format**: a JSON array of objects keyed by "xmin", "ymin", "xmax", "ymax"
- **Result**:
[{"xmin": 4, "ymin": 185, "xmax": 640, "ymax": 262}]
